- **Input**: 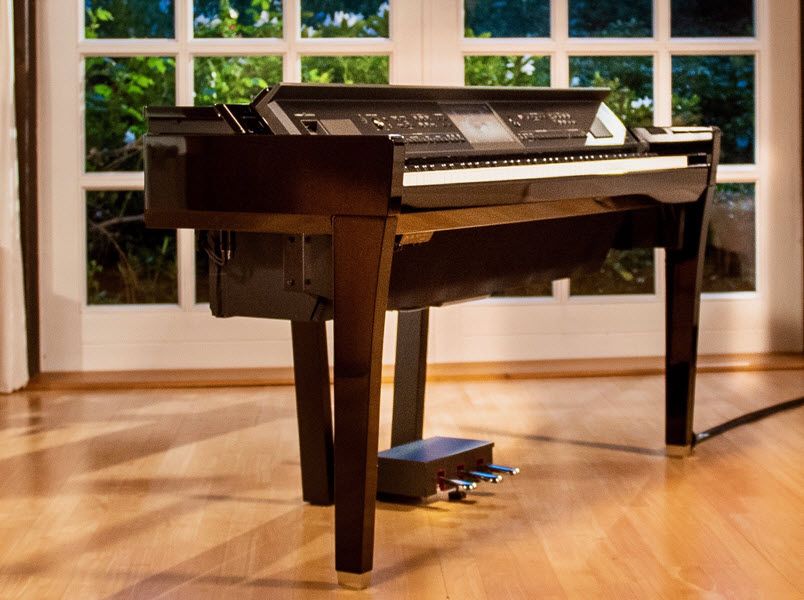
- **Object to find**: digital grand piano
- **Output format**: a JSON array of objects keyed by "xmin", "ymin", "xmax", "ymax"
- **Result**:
[{"xmin": 144, "ymin": 83, "xmax": 719, "ymax": 589}]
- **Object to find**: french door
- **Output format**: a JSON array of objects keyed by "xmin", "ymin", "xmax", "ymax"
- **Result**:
[{"xmin": 38, "ymin": 0, "xmax": 802, "ymax": 370}]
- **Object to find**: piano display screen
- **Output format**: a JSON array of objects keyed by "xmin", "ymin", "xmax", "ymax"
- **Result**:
[{"xmin": 443, "ymin": 104, "xmax": 522, "ymax": 151}]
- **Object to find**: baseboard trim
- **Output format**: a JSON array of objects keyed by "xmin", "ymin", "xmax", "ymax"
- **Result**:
[{"xmin": 23, "ymin": 353, "xmax": 804, "ymax": 392}]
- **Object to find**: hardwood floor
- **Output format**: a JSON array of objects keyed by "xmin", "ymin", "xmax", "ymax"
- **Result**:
[{"xmin": 0, "ymin": 370, "xmax": 801, "ymax": 599}]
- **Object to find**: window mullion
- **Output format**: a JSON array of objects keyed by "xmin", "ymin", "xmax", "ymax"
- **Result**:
[
  {"xmin": 175, "ymin": 0, "xmax": 195, "ymax": 310},
  {"xmin": 284, "ymin": 0, "xmax": 300, "ymax": 81},
  {"xmin": 653, "ymin": 0, "xmax": 671, "ymax": 304},
  {"xmin": 552, "ymin": 0, "xmax": 569, "ymax": 87},
  {"xmin": 654, "ymin": 0, "xmax": 672, "ymax": 126}
]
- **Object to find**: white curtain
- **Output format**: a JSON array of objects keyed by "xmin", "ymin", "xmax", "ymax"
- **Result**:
[{"xmin": 0, "ymin": 0, "xmax": 28, "ymax": 393}]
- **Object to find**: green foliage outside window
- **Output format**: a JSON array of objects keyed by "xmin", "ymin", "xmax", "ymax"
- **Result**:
[
  {"xmin": 85, "ymin": 0, "xmax": 174, "ymax": 38},
  {"xmin": 569, "ymin": 0, "xmax": 652, "ymax": 37},
  {"xmin": 301, "ymin": 56, "xmax": 389, "ymax": 84},
  {"xmin": 193, "ymin": 0, "xmax": 283, "ymax": 38},
  {"xmin": 464, "ymin": 56, "xmax": 550, "ymax": 87},
  {"xmin": 569, "ymin": 56, "xmax": 653, "ymax": 127},
  {"xmin": 85, "ymin": 56, "xmax": 175, "ymax": 172},
  {"xmin": 194, "ymin": 56, "xmax": 283, "ymax": 105},
  {"xmin": 87, "ymin": 191, "xmax": 177, "ymax": 304},
  {"xmin": 672, "ymin": 55, "xmax": 755, "ymax": 164},
  {"xmin": 301, "ymin": 0, "xmax": 388, "ymax": 37},
  {"xmin": 465, "ymin": 0, "xmax": 550, "ymax": 38}
]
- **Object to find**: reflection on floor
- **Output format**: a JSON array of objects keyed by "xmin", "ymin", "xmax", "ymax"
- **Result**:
[{"xmin": 0, "ymin": 370, "xmax": 802, "ymax": 598}]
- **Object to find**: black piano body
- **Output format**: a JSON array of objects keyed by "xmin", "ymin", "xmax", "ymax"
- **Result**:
[{"xmin": 144, "ymin": 83, "xmax": 719, "ymax": 588}]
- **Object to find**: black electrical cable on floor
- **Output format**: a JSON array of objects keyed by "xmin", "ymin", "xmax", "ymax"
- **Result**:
[{"xmin": 692, "ymin": 396, "xmax": 804, "ymax": 446}]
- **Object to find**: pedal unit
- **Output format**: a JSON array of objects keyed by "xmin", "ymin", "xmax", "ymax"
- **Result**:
[{"xmin": 377, "ymin": 436, "xmax": 519, "ymax": 501}]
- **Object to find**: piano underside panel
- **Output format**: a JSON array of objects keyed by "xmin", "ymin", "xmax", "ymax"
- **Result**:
[{"xmin": 208, "ymin": 205, "xmax": 668, "ymax": 320}]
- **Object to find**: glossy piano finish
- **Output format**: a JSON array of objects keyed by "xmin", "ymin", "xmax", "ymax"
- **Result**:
[{"xmin": 143, "ymin": 83, "xmax": 721, "ymax": 586}]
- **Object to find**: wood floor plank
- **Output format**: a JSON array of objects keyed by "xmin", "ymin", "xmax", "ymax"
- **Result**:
[{"xmin": 0, "ymin": 371, "xmax": 801, "ymax": 598}]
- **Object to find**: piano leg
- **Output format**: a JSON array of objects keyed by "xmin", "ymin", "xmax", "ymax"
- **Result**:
[
  {"xmin": 332, "ymin": 215, "xmax": 396, "ymax": 589},
  {"xmin": 391, "ymin": 308, "xmax": 429, "ymax": 447},
  {"xmin": 291, "ymin": 320, "xmax": 334, "ymax": 505},
  {"xmin": 664, "ymin": 186, "xmax": 715, "ymax": 456}
]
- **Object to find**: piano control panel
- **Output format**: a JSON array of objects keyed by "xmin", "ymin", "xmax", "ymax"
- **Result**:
[{"xmin": 251, "ymin": 85, "xmax": 636, "ymax": 157}]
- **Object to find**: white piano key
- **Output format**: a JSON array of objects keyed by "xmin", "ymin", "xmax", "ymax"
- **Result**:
[{"xmin": 402, "ymin": 155, "xmax": 690, "ymax": 188}]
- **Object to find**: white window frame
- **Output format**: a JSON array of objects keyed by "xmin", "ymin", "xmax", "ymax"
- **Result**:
[{"xmin": 36, "ymin": 0, "xmax": 802, "ymax": 371}]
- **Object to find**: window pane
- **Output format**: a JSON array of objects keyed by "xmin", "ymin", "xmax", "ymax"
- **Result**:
[
  {"xmin": 704, "ymin": 183, "xmax": 755, "ymax": 292},
  {"xmin": 464, "ymin": 0, "xmax": 550, "ymax": 38},
  {"xmin": 85, "ymin": 56, "xmax": 175, "ymax": 172},
  {"xmin": 464, "ymin": 53, "xmax": 551, "ymax": 297},
  {"xmin": 301, "ymin": 1, "xmax": 388, "ymax": 38},
  {"xmin": 194, "ymin": 56, "xmax": 282, "ymax": 105},
  {"xmin": 672, "ymin": 55, "xmax": 755, "ymax": 164},
  {"xmin": 464, "ymin": 55, "xmax": 550, "ymax": 86},
  {"xmin": 569, "ymin": 56, "xmax": 653, "ymax": 127},
  {"xmin": 193, "ymin": 56, "xmax": 283, "ymax": 302},
  {"xmin": 569, "ymin": 0, "xmax": 651, "ymax": 37},
  {"xmin": 87, "ymin": 191, "xmax": 177, "ymax": 305},
  {"xmin": 193, "ymin": 0, "xmax": 282, "ymax": 38},
  {"xmin": 571, "ymin": 249, "xmax": 655, "ymax": 296},
  {"xmin": 672, "ymin": 0, "xmax": 753, "ymax": 37},
  {"xmin": 85, "ymin": 0, "xmax": 174, "ymax": 38},
  {"xmin": 568, "ymin": 56, "xmax": 654, "ymax": 295},
  {"xmin": 301, "ymin": 56, "xmax": 389, "ymax": 83}
]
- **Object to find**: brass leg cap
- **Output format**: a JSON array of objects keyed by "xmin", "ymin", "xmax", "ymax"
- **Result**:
[
  {"xmin": 337, "ymin": 570, "xmax": 371, "ymax": 590},
  {"xmin": 666, "ymin": 444, "xmax": 694, "ymax": 458}
]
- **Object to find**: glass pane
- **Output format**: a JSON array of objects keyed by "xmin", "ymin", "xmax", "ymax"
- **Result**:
[
  {"xmin": 301, "ymin": 1, "xmax": 388, "ymax": 38},
  {"xmin": 192, "ymin": 56, "xmax": 282, "ymax": 302},
  {"xmin": 568, "ymin": 56, "xmax": 655, "ymax": 295},
  {"xmin": 85, "ymin": 0, "xmax": 174, "ymax": 38},
  {"xmin": 464, "ymin": 55, "xmax": 550, "ymax": 87},
  {"xmin": 703, "ymin": 183, "xmax": 755, "ymax": 292},
  {"xmin": 193, "ymin": 0, "xmax": 282, "ymax": 38},
  {"xmin": 464, "ymin": 0, "xmax": 550, "ymax": 38},
  {"xmin": 85, "ymin": 56, "xmax": 175, "ymax": 172},
  {"xmin": 672, "ymin": 55, "xmax": 755, "ymax": 164},
  {"xmin": 569, "ymin": 0, "xmax": 651, "ymax": 37},
  {"xmin": 571, "ymin": 249, "xmax": 655, "ymax": 296},
  {"xmin": 569, "ymin": 56, "xmax": 653, "ymax": 127},
  {"xmin": 194, "ymin": 56, "xmax": 282, "ymax": 105},
  {"xmin": 672, "ymin": 0, "xmax": 753, "ymax": 37},
  {"xmin": 87, "ymin": 191, "xmax": 177, "ymax": 305},
  {"xmin": 301, "ymin": 56, "xmax": 389, "ymax": 83}
]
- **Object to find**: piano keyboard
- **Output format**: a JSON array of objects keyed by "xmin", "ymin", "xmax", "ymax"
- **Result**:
[{"xmin": 402, "ymin": 154, "xmax": 690, "ymax": 187}]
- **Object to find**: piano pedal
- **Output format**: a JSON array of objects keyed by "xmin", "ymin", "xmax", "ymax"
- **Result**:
[
  {"xmin": 483, "ymin": 464, "xmax": 520, "ymax": 476},
  {"xmin": 440, "ymin": 476, "xmax": 477, "ymax": 491},
  {"xmin": 461, "ymin": 469, "xmax": 502, "ymax": 484},
  {"xmin": 377, "ymin": 436, "xmax": 520, "ymax": 502}
]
